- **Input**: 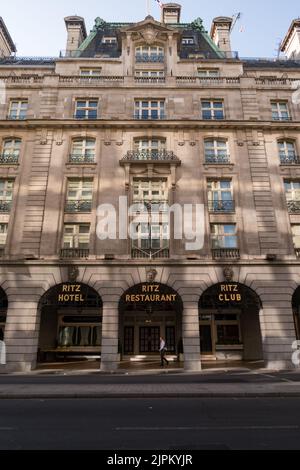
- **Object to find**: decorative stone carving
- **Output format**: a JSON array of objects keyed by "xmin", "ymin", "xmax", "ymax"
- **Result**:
[
  {"xmin": 68, "ymin": 266, "xmax": 79, "ymax": 282},
  {"xmin": 141, "ymin": 26, "xmax": 158, "ymax": 44},
  {"xmin": 147, "ymin": 268, "xmax": 158, "ymax": 283},
  {"xmin": 223, "ymin": 266, "xmax": 234, "ymax": 282}
]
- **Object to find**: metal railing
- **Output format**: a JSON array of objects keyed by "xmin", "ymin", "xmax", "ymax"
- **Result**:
[
  {"xmin": 205, "ymin": 154, "xmax": 231, "ymax": 164},
  {"xmin": 134, "ymin": 113, "xmax": 166, "ymax": 120},
  {"xmin": 280, "ymin": 156, "xmax": 300, "ymax": 165},
  {"xmin": 69, "ymin": 154, "xmax": 95, "ymax": 164},
  {"xmin": 122, "ymin": 150, "xmax": 180, "ymax": 162},
  {"xmin": 208, "ymin": 200, "xmax": 235, "ymax": 213},
  {"xmin": 65, "ymin": 200, "xmax": 92, "ymax": 213},
  {"xmin": 212, "ymin": 248, "xmax": 240, "ymax": 259},
  {"xmin": 287, "ymin": 200, "xmax": 300, "ymax": 213},
  {"xmin": 131, "ymin": 200, "xmax": 169, "ymax": 212},
  {"xmin": 0, "ymin": 201, "xmax": 12, "ymax": 213},
  {"xmin": 74, "ymin": 113, "xmax": 98, "ymax": 120},
  {"xmin": 131, "ymin": 248, "xmax": 169, "ymax": 259},
  {"xmin": 272, "ymin": 116, "xmax": 293, "ymax": 122},
  {"xmin": 6, "ymin": 115, "xmax": 27, "ymax": 120},
  {"xmin": 0, "ymin": 154, "xmax": 19, "ymax": 164},
  {"xmin": 135, "ymin": 54, "xmax": 164, "ymax": 63},
  {"xmin": 60, "ymin": 248, "xmax": 90, "ymax": 259}
]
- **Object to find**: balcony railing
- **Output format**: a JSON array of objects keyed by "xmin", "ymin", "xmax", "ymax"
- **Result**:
[
  {"xmin": 0, "ymin": 154, "xmax": 19, "ymax": 164},
  {"xmin": 135, "ymin": 54, "xmax": 164, "ymax": 63},
  {"xmin": 69, "ymin": 154, "xmax": 95, "ymax": 164},
  {"xmin": 272, "ymin": 116, "xmax": 292, "ymax": 122},
  {"xmin": 131, "ymin": 248, "xmax": 169, "ymax": 259},
  {"xmin": 0, "ymin": 201, "xmax": 12, "ymax": 213},
  {"xmin": 205, "ymin": 155, "xmax": 231, "ymax": 164},
  {"xmin": 212, "ymin": 248, "xmax": 240, "ymax": 259},
  {"xmin": 59, "ymin": 75, "xmax": 124, "ymax": 85},
  {"xmin": 121, "ymin": 150, "xmax": 180, "ymax": 163},
  {"xmin": 65, "ymin": 200, "xmax": 92, "ymax": 213},
  {"xmin": 208, "ymin": 200, "xmax": 235, "ymax": 213},
  {"xmin": 7, "ymin": 115, "xmax": 27, "ymax": 120},
  {"xmin": 280, "ymin": 156, "xmax": 300, "ymax": 165},
  {"xmin": 176, "ymin": 76, "xmax": 240, "ymax": 86},
  {"xmin": 60, "ymin": 248, "xmax": 90, "ymax": 259},
  {"xmin": 131, "ymin": 200, "xmax": 169, "ymax": 212},
  {"xmin": 134, "ymin": 76, "xmax": 166, "ymax": 84},
  {"xmin": 287, "ymin": 200, "xmax": 300, "ymax": 213}
]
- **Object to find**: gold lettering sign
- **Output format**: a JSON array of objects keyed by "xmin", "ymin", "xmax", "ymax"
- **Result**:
[
  {"xmin": 125, "ymin": 284, "xmax": 177, "ymax": 303},
  {"xmin": 58, "ymin": 284, "xmax": 85, "ymax": 303},
  {"xmin": 218, "ymin": 284, "xmax": 242, "ymax": 303}
]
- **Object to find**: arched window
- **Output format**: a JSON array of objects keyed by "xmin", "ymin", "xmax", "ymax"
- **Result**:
[
  {"xmin": 278, "ymin": 140, "xmax": 297, "ymax": 164},
  {"xmin": 70, "ymin": 138, "xmax": 96, "ymax": 163},
  {"xmin": 135, "ymin": 45, "xmax": 164, "ymax": 63},
  {"xmin": 204, "ymin": 138, "xmax": 229, "ymax": 164},
  {"xmin": 1, "ymin": 138, "xmax": 21, "ymax": 164}
]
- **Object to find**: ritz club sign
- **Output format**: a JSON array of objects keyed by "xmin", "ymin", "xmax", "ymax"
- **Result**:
[
  {"xmin": 218, "ymin": 284, "xmax": 242, "ymax": 303},
  {"xmin": 125, "ymin": 284, "xmax": 178, "ymax": 303},
  {"xmin": 57, "ymin": 284, "xmax": 85, "ymax": 303}
]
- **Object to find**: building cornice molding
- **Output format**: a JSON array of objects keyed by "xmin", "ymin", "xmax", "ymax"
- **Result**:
[{"xmin": 0, "ymin": 17, "xmax": 16, "ymax": 53}]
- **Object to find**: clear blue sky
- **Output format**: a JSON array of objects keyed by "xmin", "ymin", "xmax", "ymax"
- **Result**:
[{"xmin": 1, "ymin": 0, "xmax": 300, "ymax": 57}]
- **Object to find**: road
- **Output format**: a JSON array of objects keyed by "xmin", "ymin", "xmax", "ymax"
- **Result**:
[{"xmin": 0, "ymin": 398, "xmax": 300, "ymax": 450}]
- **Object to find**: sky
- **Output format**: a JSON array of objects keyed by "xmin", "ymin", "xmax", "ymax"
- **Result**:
[{"xmin": 1, "ymin": 0, "xmax": 300, "ymax": 58}]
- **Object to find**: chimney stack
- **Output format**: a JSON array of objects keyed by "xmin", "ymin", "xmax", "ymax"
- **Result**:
[
  {"xmin": 64, "ymin": 16, "xmax": 87, "ymax": 56},
  {"xmin": 210, "ymin": 17, "xmax": 233, "ymax": 58},
  {"xmin": 161, "ymin": 3, "xmax": 181, "ymax": 25},
  {"xmin": 281, "ymin": 19, "xmax": 300, "ymax": 60},
  {"xmin": 0, "ymin": 17, "xmax": 16, "ymax": 58}
]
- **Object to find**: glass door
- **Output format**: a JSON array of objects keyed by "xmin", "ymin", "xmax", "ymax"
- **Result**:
[{"xmin": 139, "ymin": 327, "xmax": 160, "ymax": 353}]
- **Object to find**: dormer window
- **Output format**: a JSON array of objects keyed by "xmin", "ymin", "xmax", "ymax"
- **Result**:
[
  {"xmin": 198, "ymin": 69, "xmax": 220, "ymax": 78},
  {"xmin": 80, "ymin": 68, "xmax": 102, "ymax": 77},
  {"xmin": 102, "ymin": 37, "xmax": 117, "ymax": 44},
  {"xmin": 182, "ymin": 38, "xmax": 194, "ymax": 45},
  {"xmin": 135, "ymin": 46, "xmax": 164, "ymax": 63}
]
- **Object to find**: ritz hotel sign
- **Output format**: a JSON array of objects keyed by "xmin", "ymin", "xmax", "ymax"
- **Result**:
[{"xmin": 58, "ymin": 284, "xmax": 85, "ymax": 303}]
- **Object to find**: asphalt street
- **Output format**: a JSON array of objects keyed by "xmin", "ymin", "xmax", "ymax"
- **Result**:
[{"xmin": 0, "ymin": 398, "xmax": 300, "ymax": 450}]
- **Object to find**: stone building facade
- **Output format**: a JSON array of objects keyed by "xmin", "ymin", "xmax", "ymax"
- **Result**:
[{"xmin": 0, "ymin": 4, "xmax": 300, "ymax": 372}]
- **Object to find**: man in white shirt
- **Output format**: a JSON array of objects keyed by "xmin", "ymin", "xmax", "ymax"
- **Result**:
[
  {"xmin": 0, "ymin": 340, "xmax": 6, "ymax": 365},
  {"xmin": 159, "ymin": 336, "xmax": 169, "ymax": 367}
]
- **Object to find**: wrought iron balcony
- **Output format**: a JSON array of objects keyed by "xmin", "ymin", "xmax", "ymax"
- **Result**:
[
  {"xmin": 287, "ymin": 200, "xmax": 300, "ymax": 213},
  {"xmin": 69, "ymin": 154, "xmax": 95, "ymax": 164},
  {"xmin": 280, "ymin": 156, "xmax": 300, "ymax": 165},
  {"xmin": 212, "ymin": 248, "xmax": 240, "ymax": 259},
  {"xmin": 65, "ymin": 200, "xmax": 92, "ymax": 213},
  {"xmin": 131, "ymin": 200, "xmax": 169, "ymax": 212},
  {"xmin": 121, "ymin": 150, "xmax": 180, "ymax": 163},
  {"xmin": 0, "ymin": 201, "xmax": 12, "ymax": 213},
  {"xmin": 208, "ymin": 200, "xmax": 235, "ymax": 213},
  {"xmin": 60, "ymin": 248, "xmax": 90, "ymax": 259},
  {"xmin": 205, "ymin": 154, "xmax": 231, "ymax": 164},
  {"xmin": 131, "ymin": 248, "xmax": 169, "ymax": 259},
  {"xmin": 135, "ymin": 54, "xmax": 164, "ymax": 63},
  {"xmin": 0, "ymin": 154, "xmax": 19, "ymax": 164}
]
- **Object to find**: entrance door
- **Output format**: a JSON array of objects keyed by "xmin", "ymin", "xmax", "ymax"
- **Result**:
[
  {"xmin": 140, "ymin": 327, "xmax": 160, "ymax": 353},
  {"xmin": 124, "ymin": 326, "xmax": 134, "ymax": 354},
  {"xmin": 200, "ymin": 325, "xmax": 213, "ymax": 354}
]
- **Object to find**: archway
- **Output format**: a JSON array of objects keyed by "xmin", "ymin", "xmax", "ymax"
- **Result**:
[
  {"xmin": 0, "ymin": 287, "xmax": 8, "ymax": 342},
  {"xmin": 119, "ymin": 283, "xmax": 183, "ymax": 365},
  {"xmin": 199, "ymin": 282, "xmax": 263, "ymax": 363},
  {"xmin": 37, "ymin": 283, "xmax": 102, "ymax": 366}
]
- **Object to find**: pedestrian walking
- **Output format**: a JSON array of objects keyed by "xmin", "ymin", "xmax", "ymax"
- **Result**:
[{"xmin": 159, "ymin": 336, "xmax": 169, "ymax": 367}]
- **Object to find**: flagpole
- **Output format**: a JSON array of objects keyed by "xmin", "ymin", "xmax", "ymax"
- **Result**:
[{"xmin": 147, "ymin": 0, "xmax": 150, "ymax": 16}]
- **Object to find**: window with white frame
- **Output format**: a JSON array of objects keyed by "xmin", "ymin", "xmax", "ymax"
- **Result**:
[
  {"xmin": 133, "ymin": 138, "xmax": 166, "ymax": 158},
  {"xmin": 75, "ymin": 100, "xmax": 98, "ymax": 119},
  {"xmin": 278, "ymin": 140, "xmax": 297, "ymax": 163},
  {"xmin": 80, "ymin": 68, "xmax": 102, "ymax": 77},
  {"xmin": 70, "ymin": 138, "xmax": 96, "ymax": 162},
  {"xmin": 204, "ymin": 139, "xmax": 229, "ymax": 163},
  {"xmin": 135, "ymin": 45, "xmax": 164, "ymax": 62},
  {"xmin": 65, "ymin": 179, "xmax": 93, "ymax": 213},
  {"xmin": 102, "ymin": 37, "xmax": 117, "ymax": 44},
  {"xmin": 1, "ymin": 138, "xmax": 21, "ymax": 163},
  {"xmin": 284, "ymin": 180, "xmax": 300, "ymax": 212},
  {"xmin": 134, "ymin": 100, "xmax": 165, "ymax": 120},
  {"xmin": 135, "ymin": 70, "xmax": 165, "ymax": 78},
  {"xmin": 182, "ymin": 37, "xmax": 194, "ymax": 45},
  {"xmin": 63, "ymin": 224, "xmax": 90, "ymax": 249},
  {"xmin": 0, "ymin": 224, "xmax": 8, "ymax": 246},
  {"xmin": 198, "ymin": 69, "xmax": 220, "ymax": 77},
  {"xmin": 0, "ymin": 180, "xmax": 14, "ymax": 212},
  {"xmin": 8, "ymin": 100, "xmax": 28, "ymax": 120},
  {"xmin": 207, "ymin": 180, "xmax": 234, "ymax": 212},
  {"xmin": 211, "ymin": 224, "xmax": 238, "ymax": 249},
  {"xmin": 133, "ymin": 179, "xmax": 168, "ymax": 203},
  {"xmin": 132, "ymin": 222, "xmax": 169, "ymax": 251},
  {"xmin": 202, "ymin": 100, "xmax": 224, "ymax": 120},
  {"xmin": 272, "ymin": 101, "xmax": 290, "ymax": 121}
]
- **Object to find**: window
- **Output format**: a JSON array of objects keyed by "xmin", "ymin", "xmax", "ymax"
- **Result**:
[
  {"xmin": 133, "ymin": 179, "xmax": 168, "ymax": 203},
  {"xmin": 70, "ymin": 138, "xmax": 96, "ymax": 163},
  {"xmin": 65, "ymin": 179, "xmax": 93, "ymax": 212},
  {"xmin": 102, "ymin": 37, "xmax": 117, "ymax": 44},
  {"xmin": 0, "ymin": 180, "xmax": 14, "ymax": 213},
  {"xmin": 284, "ymin": 180, "xmax": 300, "ymax": 212},
  {"xmin": 204, "ymin": 139, "xmax": 229, "ymax": 163},
  {"xmin": 80, "ymin": 68, "xmax": 102, "ymax": 77},
  {"xmin": 198, "ymin": 69, "xmax": 219, "ymax": 78},
  {"xmin": 211, "ymin": 224, "xmax": 238, "ymax": 249},
  {"xmin": 182, "ymin": 37, "xmax": 194, "ymax": 45},
  {"xmin": 135, "ymin": 46, "xmax": 164, "ymax": 63},
  {"xmin": 134, "ymin": 100, "xmax": 165, "ymax": 120},
  {"xmin": 272, "ymin": 101, "xmax": 290, "ymax": 121},
  {"xmin": 0, "ymin": 224, "xmax": 8, "ymax": 246},
  {"xmin": 216, "ymin": 324, "xmax": 241, "ymax": 345},
  {"xmin": 75, "ymin": 100, "xmax": 98, "ymax": 119},
  {"xmin": 207, "ymin": 180, "xmax": 234, "ymax": 212},
  {"xmin": 8, "ymin": 100, "xmax": 28, "ymax": 120},
  {"xmin": 135, "ymin": 70, "xmax": 165, "ymax": 78},
  {"xmin": 278, "ymin": 140, "xmax": 297, "ymax": 164},
  {"xmin": 202, "ymin": 100, "xmax": 224, "ymax": 120},
  {"xmin": 1, "ymin": 138, "xmax": 21, "ymax": 163},
  {"xmin": 58, "ymin": 316, "xmax": 101, "ymax": 348},
  {"xmin": 133, "ymin": 223, "xmax": 169, "ymax": 251},
  {"xmin": 63, "ymin": 224, "xmax": 90, "ymax": 249},
  {"xmin": 133, "ymin": 138, "xmax": 166, "ymax": 158}
]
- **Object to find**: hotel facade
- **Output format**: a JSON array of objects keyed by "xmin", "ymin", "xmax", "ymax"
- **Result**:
[{"xmin": 0, "ymin": 4, "xmax": 300, "ymax": 372}]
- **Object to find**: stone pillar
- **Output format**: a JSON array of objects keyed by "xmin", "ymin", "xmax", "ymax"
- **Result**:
[
  {"xmin": 4, "ymin": 298, "xmax": 40, "ymax": 373},
  {"xmin": 182, "ymin": 304, "xmax": 202, "ymax": 372},
  {"xmin": 100, "ymin": 302, "xmax": 119, "ymax": 372}
]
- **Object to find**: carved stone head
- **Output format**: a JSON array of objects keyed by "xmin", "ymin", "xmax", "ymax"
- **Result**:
[
  {"xmin": 147, "ymin": 269, "xmax": 158, "ymax": 283},
  {"xmin": 223, "ymin": 267, "xmax": 234, "ymax": 282}
]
